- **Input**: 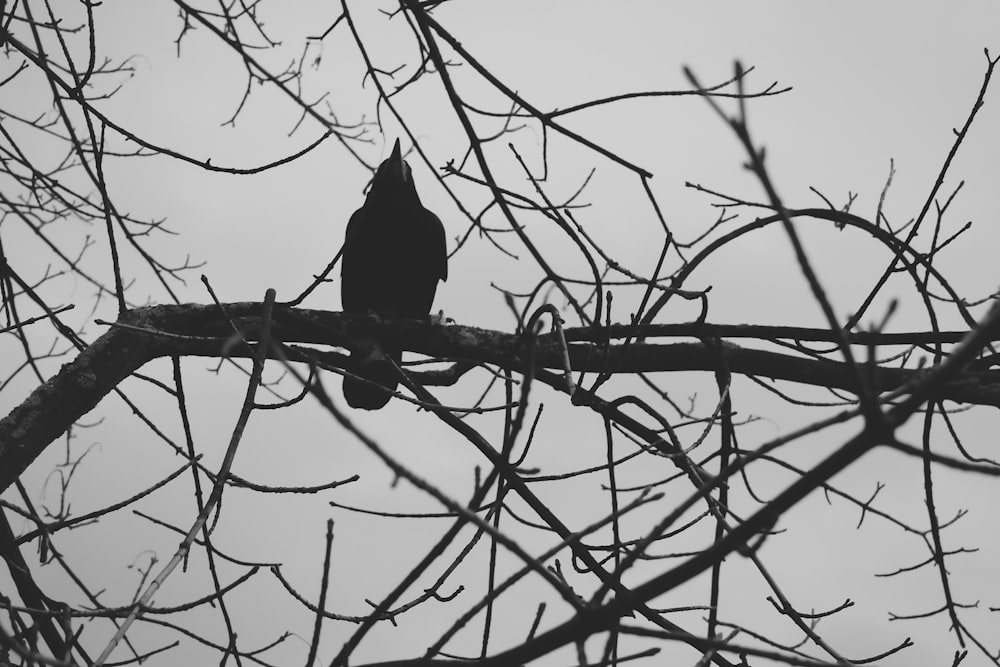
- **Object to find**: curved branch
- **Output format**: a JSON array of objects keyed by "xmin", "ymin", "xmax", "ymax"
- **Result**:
[{"xmin": 3, "ymin": 303, "xmax": 1000, "ymax": 494}]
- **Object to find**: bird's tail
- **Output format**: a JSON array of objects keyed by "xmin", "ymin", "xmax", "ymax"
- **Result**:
[{"xmin": 343, "ymin": 346, "xmax": 401, "ymax": 410}]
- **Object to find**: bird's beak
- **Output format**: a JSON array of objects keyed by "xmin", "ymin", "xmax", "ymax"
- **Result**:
[{"xmin": 387, "ymin": 138, "xmax": 409, "ymax": 183}]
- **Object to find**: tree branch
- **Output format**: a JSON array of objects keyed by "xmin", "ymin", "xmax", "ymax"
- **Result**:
[{"xmin": 2, "ymin": 302, "xmax": 999, "ymax": 494}]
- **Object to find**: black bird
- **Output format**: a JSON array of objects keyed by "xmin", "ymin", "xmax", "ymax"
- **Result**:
[{"xmin": 341, "ymin": 139, "xmax": 448, "ymax": 409}]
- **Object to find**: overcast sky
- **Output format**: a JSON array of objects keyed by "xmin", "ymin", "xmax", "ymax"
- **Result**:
[{"xmin": 4, "ymin": 2, "xmax": 1000, "ymax": 666}]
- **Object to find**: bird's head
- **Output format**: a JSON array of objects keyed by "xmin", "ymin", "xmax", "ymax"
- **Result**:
[{"xmin": 372, "ymin": 138, "xmax": 414, "ymax": 192}]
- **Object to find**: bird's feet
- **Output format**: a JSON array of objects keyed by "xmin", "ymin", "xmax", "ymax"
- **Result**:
[{"xmin": 430, "ymin": 309, "xmax": 453, "ymax": 325}]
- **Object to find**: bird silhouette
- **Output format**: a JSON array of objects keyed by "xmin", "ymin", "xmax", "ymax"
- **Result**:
[{"xmin": 341, "ymin": 139, "xmax": 448, "ymax": 409}]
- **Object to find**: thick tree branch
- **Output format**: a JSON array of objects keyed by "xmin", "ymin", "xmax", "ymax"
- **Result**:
[{"xmin": 2, "ymin": 302, "xmax": 999, "ymax": 494}]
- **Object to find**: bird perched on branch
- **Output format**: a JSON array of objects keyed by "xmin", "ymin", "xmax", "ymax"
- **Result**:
[{"xmin": 340, "ymin": 139, "xmax": 448, "ymax": 409}]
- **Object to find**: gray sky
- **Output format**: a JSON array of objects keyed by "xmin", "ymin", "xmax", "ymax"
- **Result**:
[{"xmin": 3, "ymin": 2, "xmax": 1000, "ymax": 666}]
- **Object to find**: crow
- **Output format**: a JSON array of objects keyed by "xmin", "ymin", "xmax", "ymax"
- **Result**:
[{"xmin": 341, "ymin": 139, "xmax": 448, "ymax": 409}]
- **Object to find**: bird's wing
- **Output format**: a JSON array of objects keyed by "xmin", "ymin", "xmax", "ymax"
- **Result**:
[{"xmin": 426, "ymin": 208, "xmax": 448, "ymax": 282}]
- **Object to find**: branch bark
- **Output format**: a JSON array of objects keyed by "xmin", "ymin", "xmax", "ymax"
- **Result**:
[{"xmin": 2, "ymin": 302, "xmax": 998, "ymax": 493}]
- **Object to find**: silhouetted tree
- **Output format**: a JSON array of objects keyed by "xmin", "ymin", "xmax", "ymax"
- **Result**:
[{"xmin": 2, "ymin": 3, "xmax": 999, "ymax": 667}]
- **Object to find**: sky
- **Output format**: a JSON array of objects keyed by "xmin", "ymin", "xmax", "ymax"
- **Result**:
[{"xmin": 3, "ymin": 2, "xmax": 1000, "ymax": 666}]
